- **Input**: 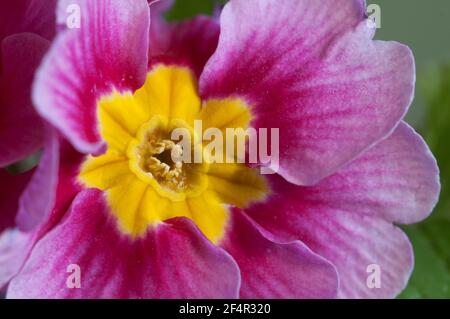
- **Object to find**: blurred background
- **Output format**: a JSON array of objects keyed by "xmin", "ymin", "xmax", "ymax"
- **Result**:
[{"xmin": 164, "ymin": 0, "xmax": 450, "ymax": 298}]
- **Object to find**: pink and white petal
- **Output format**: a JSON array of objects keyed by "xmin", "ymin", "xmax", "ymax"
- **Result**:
[
  {"xmin": 8, "ymin": 189, "xmax": 240, "ymax": 299},
  {"xmin": 293, "ymin": 122, "xmax": 439, "ymax": 225},
  {"xmin": 0, "ymin": 134, "xmax": 84, "ymax": 290},
  {"xmin": 201, "ymin": 0, "xmax": 415, "ymax": 185},
  {"xmin": 246, "ymin": 123, "xmax": 438, "ymax": 298},
  {"xmin": 0, "ymin": 170, "xmax": 33, "ymax": 233},
  {"xmin": 247, "ymin": 177, "xmax": 414, "ymax": 299},
  {"xmin": 17, "ymin": 132, "xmax": 85, "ymax": 232},
  {"xmin": 15, "ymin": 129, "xmax": 59, "ymax": 231},
  {"xmin": 34, "ymin": 0, "xmax": 150, "ymax": 154},
  {"xmin": 29, "ymin": 138, "xmax": 84, "ymax": 240},
  {"xmin": 0, "ymin": 34, "xmax": 49, "ymax": 167},
  {"xmin": 0, "ymin": 0, "xmax": 57, "ymax": 41},
  {"xmin": 0, "ymin": 229, "xmax": 32, "ymax": 289},
  {"xmin": 150, "ymin": 16, "xmax": 220, "ymax": 77},
  {"xmin": 221, "ymin": 209, "xmax": 338, "ymax": 299}
]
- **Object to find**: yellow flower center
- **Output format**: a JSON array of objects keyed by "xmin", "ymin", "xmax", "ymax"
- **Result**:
[{"xmin": 79, "ymin": 65, "xmax": 268, "ymax": 243}]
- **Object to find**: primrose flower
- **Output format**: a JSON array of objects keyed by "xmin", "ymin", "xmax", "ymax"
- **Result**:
[{"xmin": 2, "ymin": 0, "xmax": 440, "ymax": 299}]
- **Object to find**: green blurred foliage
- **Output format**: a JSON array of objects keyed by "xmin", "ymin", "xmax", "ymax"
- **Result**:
[
  {"xmin": 400, "ymin": 221, "xmax": 450, "ymax": 298},
  {"xmin": 166, "ymin": 0, "xmax": 219, "ymax": 20},
  {"xmin": 367, "ymin": 0, "xmax": 450, "ymax": 128},
  {"xmin": 399, "ymin": 65, "xmax": 450, "ymax": 298},
  {"xmin": 6, "ymin": 151, "xmax": 41, "ymax": 175},
  {"xmin": 169, "ymin": 0, "xmax": 450, "ymax": 298},
  {"xmin": 422, "ymin": 66, "xmax": 450, "ymax": 217}
]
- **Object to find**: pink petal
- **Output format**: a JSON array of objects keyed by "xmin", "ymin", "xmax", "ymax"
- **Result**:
[
  {"xmin": 296, "ymin": 122, "xmax": 439, "ymax": 225},
  {"xmin": 34, "ymin": 0, "xmax": 150, "ymax": 154},
  {"xmin": 8, "ymin": 189, "xmax": 240, "ymax": 298},
  {"xmin": 246, "ymin": 123, "xmax": 439, "ymax": 298},
  {"xmin": 221, "ymin": 209, "xmax": 338, "ymax": 298},
  {"xmin": 149, "ymin": 0, "xmax": 174, "ymax": 49},
  {"xmin": 15, "ymin": 129, "xmax": 59, "ymax": 231},
  {"xmin": 0, "ymin": 141, "xmax": 83, "ymax": 290},
  {"xmin": 201, "ymin": 0, "xmax": 415, "ymax": 185},
  {"xmin": 17, "ymin": 132, "xmax": 84, "ymax": 232},
  {"xmin": 0, "ymin": 170, "xmax": 33, "ymax": 233},
  {"xmin": 0, "ymin": 229, "xmax": 31, "ymax": 289},
  {"xmin": 0, "ymin": 34, "xmax": 49, "ymax": 167},
  {"xmin": 150, "ymin": 15, "xmax": 220, "ymax": 77},
  {"xmin": 149, "ymin": 0, "xmax": 174, "ymax": 16},
  {"xmin": 0, "ymin": 0, "xmax": 57, "ymax": 41}
]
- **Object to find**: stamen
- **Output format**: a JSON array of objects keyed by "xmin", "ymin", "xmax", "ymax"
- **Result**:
[{"xmin": 139, "ymin": 137, "xmax": 187, "ymax": 192}]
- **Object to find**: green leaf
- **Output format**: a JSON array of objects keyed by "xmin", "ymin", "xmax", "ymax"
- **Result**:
[
  {"xmin": 399, "ymin": 220, "xmax": 450, "ymax": 298},
  {"xmin": 6, "ymin": 151, "xmax": 41, "ymax": 175},
  {"xmin": 166, "ymin": 0, "xmax": 216, "ymax": 21}
]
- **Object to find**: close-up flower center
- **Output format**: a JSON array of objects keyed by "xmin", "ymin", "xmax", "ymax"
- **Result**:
[
  {"xmin": 78, "ymin": 65, "xmax": 268, "ymax": 242},
  {"xmin": 137, "ymin": 127, "xmax": 187, "ymax": 192}
]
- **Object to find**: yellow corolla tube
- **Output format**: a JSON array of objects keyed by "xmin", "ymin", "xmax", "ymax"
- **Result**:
[{"xmin": 79, "ymin": 65, "xmax": 268, "ymax": 244}]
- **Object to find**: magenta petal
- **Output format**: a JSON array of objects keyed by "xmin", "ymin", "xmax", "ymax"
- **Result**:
[
  {"xmin": 246, "ymin": 123, "xmax": 439, "ymax": 298},
  {"xmin": 221, "ymin": 209, "xmax": 338, "ymax": 299},
  {"xmin": 302, "ymin": 122, "xmax": 439, "ymax": 225},
  {"xmin": 0, "ymin": 0, "xmax": 57, "ymax": 41},
  {"xmin": 17, "ymin": 131, "xmax": 85, "ymax": 232},
  {"xmin": 34, "ymin": 0, "xmax": 150, "ymax": 154},
  {"xmin": 249, "ymin": 177, "xmax": 414, "ymax": 299},
  {"xmin": 8, "ymin": 189, "xmax": 240, "ymax": 299},
  {"xmin": 0, "ymin": 139, "xmax": 83, "ymax": 289},
  {"xmin": 149, "ymin": 0, "xmax": 174, "ymax": 14},
  {"xmin": 201, "ymin": 0, "xmax": 415, "ymax": 185},
  {"xmin": 15, "ymin": 129, "xmax": 59, "ymax": 231},
  {"xmin": 0, "ymin": 170, "xmax": 33, "ymax": 233},
  {"xmin": 150, "ymin": 15, "xmax": 220, "ymax": 77},
  {"xmin": 0, "ymin": 34, "xmax": 49, "ymax": 167},
  {"xmin": 149, "ymin": 0, "xmax": 174, "ymax": 46}
]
